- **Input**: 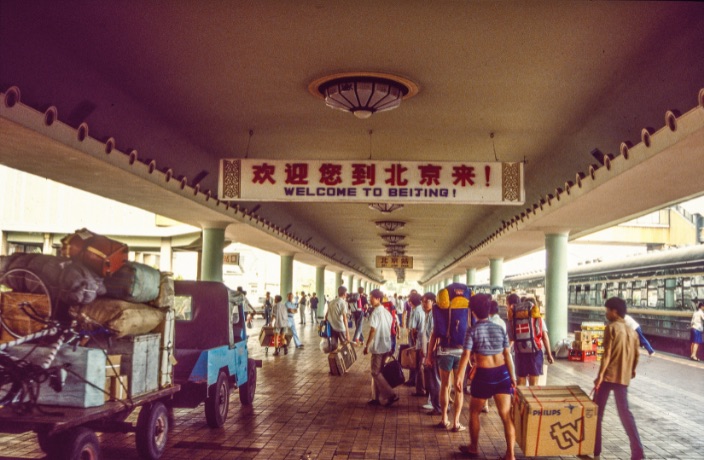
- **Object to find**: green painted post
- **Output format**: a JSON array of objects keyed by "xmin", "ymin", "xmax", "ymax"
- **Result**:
[
  {"xmin": 201, "ymin": 227, "xmax": 225, "ymax": 282},
  {"xmin": 545, "ymin": 233, "xmax": 569, "ymax": 345}
]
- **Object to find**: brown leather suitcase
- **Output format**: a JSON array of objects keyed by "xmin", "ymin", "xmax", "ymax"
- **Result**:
[
  {"xmin": 61, "ymin": 228, "xmax": 128, "ymax": 277},
  {"xmin": 328, "ymin": 341, "xmax": 357, "ymax": 375},
  {"xmin": 259, "ymin": 326, "xmax": 277, "ymax": 346}
]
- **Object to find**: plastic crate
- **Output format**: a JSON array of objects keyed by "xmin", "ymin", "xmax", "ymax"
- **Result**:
[{"xmin": 568, "ymin": 349, "xmax": 597, "ymax": 362}]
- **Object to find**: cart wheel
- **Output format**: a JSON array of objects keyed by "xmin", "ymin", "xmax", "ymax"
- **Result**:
[
  {"xmin": 238, "ymin": 358, "xmax": 257, "ymax": 405},
  {"xmin": 36, "ymin": 429, "xmax": 56, "ymax": 454},
  {"xmin": 205, "ymin": 370, "xmax": 229, "ymax": 428},
  {"xmin": 136, "ymin": 401, "xmax": 169, "ymax": 460},
  {"xmin": 50, "ymin": 426, "xmax": 100, "ymax": 460}
]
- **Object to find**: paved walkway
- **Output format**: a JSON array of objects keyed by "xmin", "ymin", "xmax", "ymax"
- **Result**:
[{"xmin": 0, "ymin": 317, "xmax": 703, "ymax": 459}]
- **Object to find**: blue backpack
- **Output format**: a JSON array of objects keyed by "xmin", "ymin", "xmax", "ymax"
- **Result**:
[{"xmin": 432, "ymin": 283, "xmax": 472, "ymax": 348}]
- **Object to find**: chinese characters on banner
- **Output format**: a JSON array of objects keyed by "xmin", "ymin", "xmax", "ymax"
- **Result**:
[
  {"xmin": 219, "ymin": 159, "xmax": 524, "ymax": 205},
  {"xmin": 376, "ymin": 256, "xmax": 413, "ymax": 269}
]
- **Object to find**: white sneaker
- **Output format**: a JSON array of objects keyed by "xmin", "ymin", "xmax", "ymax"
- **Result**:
[{"xmin": 422, "ymin": 403, "xmax": 433, "ymax": 410}]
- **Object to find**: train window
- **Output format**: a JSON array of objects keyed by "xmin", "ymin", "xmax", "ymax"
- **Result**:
[
  {"xmin": 620, "ymin": 282, "xmax": 633, "ymax": 307},
  {"xmin": 664, "ymin": 278, "xmax": 676, "ymax": 309},
  {"xmin": 647, "ymin": 279, "xmax": 659, "ymax": 308}
]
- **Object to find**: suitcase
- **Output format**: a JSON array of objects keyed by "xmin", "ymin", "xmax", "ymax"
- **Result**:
[
  {"xmin": 328, "ymin": 341, "xmax": 357, "ymax": 376},
  {"xmin": 104, "ymin": 261, "xmax": 160, "ymax": 303},
  {"xmin": 61, "ymin": 228, "xmax": 129, "ymax": 277}
]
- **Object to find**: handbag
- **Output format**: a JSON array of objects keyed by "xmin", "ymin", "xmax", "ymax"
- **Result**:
[
  {"xmin": 381, "ymin": 355, "xmax": 405, "ymax": 388},
  {"xmin": 318, "ymin": 319, "xmax": 332, "ymax": 338},
  {"xmin": 400, "ymin": 346, "xmax": 416, "ymax": 370}
]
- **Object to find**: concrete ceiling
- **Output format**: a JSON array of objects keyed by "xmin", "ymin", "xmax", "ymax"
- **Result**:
[{"xmin": 1, "ymin": 1, "xmax": 703, "ymax": 285}]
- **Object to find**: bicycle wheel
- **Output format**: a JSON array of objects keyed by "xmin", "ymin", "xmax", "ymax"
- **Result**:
[{"xmin": 0, "ymin": 268, "xmax": 53, "ymax": 340}]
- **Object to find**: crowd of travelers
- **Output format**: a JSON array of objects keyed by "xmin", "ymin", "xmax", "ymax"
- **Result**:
[{"xmin": 255, "ymin": 283, "xmax": 646, "ymax": 460}]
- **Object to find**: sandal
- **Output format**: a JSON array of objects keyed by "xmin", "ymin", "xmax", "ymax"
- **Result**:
[
  {"xmin": 452, "ymin": 423, "xmax": 467, "ymax": 432},
  {"xmin": 458, "ymin": 445, "xmax": 479, "ymax": 457}
]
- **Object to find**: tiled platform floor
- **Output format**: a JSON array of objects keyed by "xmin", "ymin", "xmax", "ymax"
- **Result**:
[{"xmin": 0, "ymin": 317, "xmax": 703, "ymax": 459}]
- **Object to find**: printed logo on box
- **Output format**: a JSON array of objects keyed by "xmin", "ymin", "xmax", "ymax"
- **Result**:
[{"xmin": 550, "ymin": 417, "xmax": 585, "ymax": 450}]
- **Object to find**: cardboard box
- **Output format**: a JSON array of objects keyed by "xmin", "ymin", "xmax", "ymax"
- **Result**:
[
  {"xmin": 513, "ymin": 386, "xmax": 597, "ymax": 457},
  {"xmin": 105, "ymin": 375, "xmax": 129, "ymax": 402},
  {"xmin": 574, "ymin": 330, "xmax": 592, "ymax": 342},
  {"xmin": 572, "ymin": 340, "xmax": 595, "ymax": 351},
  {"xmin": 0, "ymin": 292, "xmax": 51, "ymax": 344},
  {"xmin": 106, "ymin": 354, "xmax": 121, "ymax": 377}
]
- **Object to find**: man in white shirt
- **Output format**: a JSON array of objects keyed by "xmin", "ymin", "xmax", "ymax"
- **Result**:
[
  {"xmin": 624, "ymin": 314, "xmax": 655, "ymax": 356},
  {"xmin": 326, "ymin": 286, "xmax": 349, "ymax": 351},
  {"xmin": 364, "ymin": 289, "xmax": 399, "ymax": 407}
]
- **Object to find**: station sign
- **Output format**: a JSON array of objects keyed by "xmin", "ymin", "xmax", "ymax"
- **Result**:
[
  {"xmin": 219, "ymin": 159, "xmax": 524, "ymax": 205},
  {"xmin": 223, "ymin": 253, "xmax": 240, "ymax": 265},
  {"xmin": 376, "ymin": 255, "xmax": 413, "ymax": 269}
]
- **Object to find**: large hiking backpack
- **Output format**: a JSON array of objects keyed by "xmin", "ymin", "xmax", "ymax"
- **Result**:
[
  {"xmin": 433, "ymin": 283, "xmax": 471, "ymax": 347},
  {"xmin": 509, "ymin": 300, "xmax": 543, "ymax": 353}
]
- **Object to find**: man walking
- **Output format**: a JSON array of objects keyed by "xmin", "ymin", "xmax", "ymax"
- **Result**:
[
  {"xmin": 352, "ymin": 286, "xmax": 368, "ymax": 346},
  {"xmin": 309, "ymin": 292, "xmax": 319, "ymax": 325},
  {"xmin": 590, "ymin": 297, "xmax": 644, "ymax": 460},
  {"xmin": 263, "ymin": 291, "xmax": 273, "ymax": 327},
  {"xmin": 326, "ymin": 286, "xmax": 349, "ymax": 351},
  {"xmin": 299, "ymin": 291, "xmax": 307, "ymax": 325},
  {"xmin": 285, "ymin": 292, "xmax": 304, "ymax": 349},
  {"xmin": 364, "ymin": 289, "xmax": 399, "ymax": 406}
]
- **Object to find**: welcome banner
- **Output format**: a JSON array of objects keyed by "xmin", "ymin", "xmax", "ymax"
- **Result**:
[{"xmin": 219, "ymin": 159, "xmax": 524, "ymax": 205}]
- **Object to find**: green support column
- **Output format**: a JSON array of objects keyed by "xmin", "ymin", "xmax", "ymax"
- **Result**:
[
  {"xmin": 467, "ymin": 268, "xmax": 476, "ymax": 286},
  {"xmin": 280, "ymin": 253, "xmax": 294, "ymax": 298},
  {"xmin": 335, "ymin": 271, "xmax": 343, "ymax": 291},
  {"xmin": 347, "ymin": 274, "xmax": 354, "ymax": 291},
  {"xmin": 453, "ymin": 274, "xmax": 461, "ymax": 283},
  {"xmin": 490, "ymin": 258, "xmax": 504, "ymax": 288},
  {"xmin": 545, "ymin": 233, "xmax": 569, "ymax": 346},
  {"xmin": 201, "ymin": 227, "xmax": 225, "ymax": 282},
  {"xmin": 316, "ymin": 265, "xmax": 325, "ymax": 318}
]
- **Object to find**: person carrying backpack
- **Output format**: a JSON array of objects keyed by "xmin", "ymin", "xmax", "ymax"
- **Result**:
[
  {"xmin": 506, "ymin": 293, "xmax": 554, "ymax": 386},
  {"xmin": 425, "ymin": 283, "xmax": 471, "ymax": 432}
]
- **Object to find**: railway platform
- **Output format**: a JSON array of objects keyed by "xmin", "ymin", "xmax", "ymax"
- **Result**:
[{"xmin": 0, "ymin": 317, "xmax": 702, "ymax": 460}]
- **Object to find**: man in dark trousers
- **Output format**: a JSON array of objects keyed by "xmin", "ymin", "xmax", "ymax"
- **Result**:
[{"xmin": 587, "ymin": 297, "xmax": 644, "ymax": 460}]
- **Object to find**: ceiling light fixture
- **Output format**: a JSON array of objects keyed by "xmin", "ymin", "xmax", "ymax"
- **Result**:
[
  {"xmin": 369, "ymin": 203, "xmax": 404, "ymax": 213},
  {"xmin": 309, "ymin": 72, "xmax": 419, "ymax": 119},
  {"xmin": 381, "ymin": 234, "xmax": 406, "ymax": 244},
  {"xmin": 375, "ymin": 220, "xmax": 405, "ymax": 232}
]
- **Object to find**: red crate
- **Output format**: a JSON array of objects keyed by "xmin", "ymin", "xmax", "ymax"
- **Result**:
[{"xmin": 568, "ymin": 349, "xmax": 597, "ymax": 362}]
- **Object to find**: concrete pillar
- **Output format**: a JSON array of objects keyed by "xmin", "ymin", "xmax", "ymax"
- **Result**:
[
  {"xmin": 316, "ymin": 265, "xmax": 326, "ymax": 318},
  {"xmin": 0, "ymin": 230, "xmax": 7, "ymax": 256},
  {"xmin": 545, "ymin": 232, "xmax": 569, "ymax": 345},
  {"xmin": 453, "ymin": 274, "xmax": 461, "ymax": 283},
  {"xmin": 490, "ymin": 258, "xmax": 504, "ymax": 288},
  {"xmin": 160, "ymin": 237, "xmax": 173, "ymax": 272},
  {"xmin": 201, "ymin": 227, "xmax": 225, "ymax": 282},
  {"xmin": 335, "ymin": 271, "xmax": 344, "ymax": 292},
  {"xmin": 42, "ymin": 233, "xmax": 53, "ymax": 255},
  {"xmin": 466, "ymin": 268, "xmax": 476, "ymax": 286},
  {"xmin": 280, "ymin": 253, "xmax": 294, "ymax": 298},
  {"xmin": 347, "ymin": 274, "xmax": 354, "ymax": 291}
]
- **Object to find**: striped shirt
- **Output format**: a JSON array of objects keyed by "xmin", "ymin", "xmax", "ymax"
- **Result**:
[{"xmin": 463, "ymin": 320, "xmax": 509, "ymax": 356}]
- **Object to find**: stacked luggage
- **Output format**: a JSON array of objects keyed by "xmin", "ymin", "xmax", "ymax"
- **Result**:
[{"xmin": 0, "ymin": 228, "xmax": 176, "ymax": 406}]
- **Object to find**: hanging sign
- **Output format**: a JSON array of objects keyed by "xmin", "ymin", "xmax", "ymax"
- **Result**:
[
  {"xmin": 219, "ymin": 159, "xmax": 523, "ymax": 205},
  {"xmin": 376, "ymin": 256, "xmax": 413, "ymax": 269}
]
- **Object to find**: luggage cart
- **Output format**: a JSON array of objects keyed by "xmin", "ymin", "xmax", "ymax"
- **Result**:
[{"xmin": 0, "ymin": 384, "xmax": 180, "ymax": 460}]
